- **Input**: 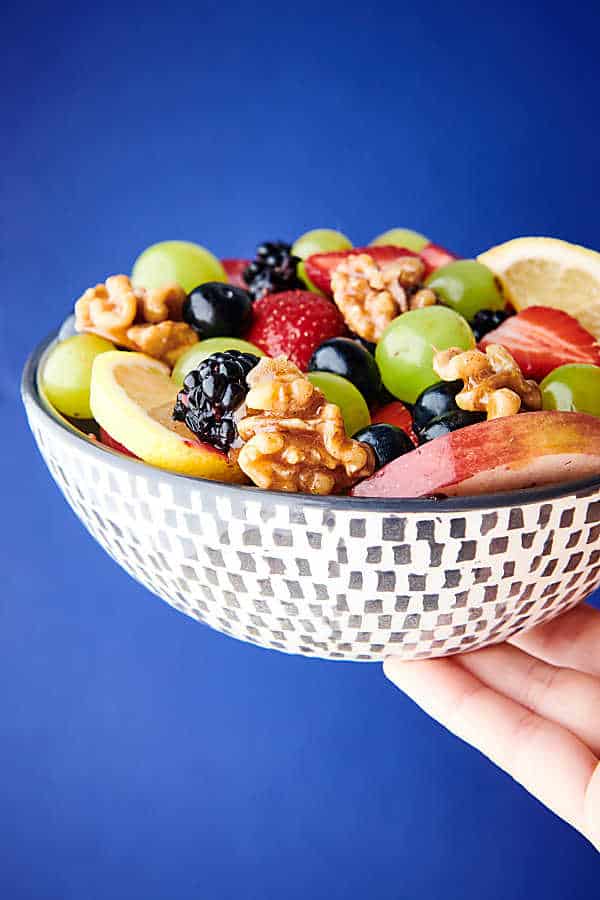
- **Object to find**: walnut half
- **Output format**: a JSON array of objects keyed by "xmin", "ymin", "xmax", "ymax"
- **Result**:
[
  {"xmin": 74, "ymin": 275, "xmax": 196, "ymax": 365},
  {"xmin": 433, "ymin": 343, "xmax": 542, "ymax": 419},
  {"xmin": 234, "ymin": 357, "xmax": 375, "ymax": 495},
  {"xmin": 331, "ymin": 253, "xmax": 430, "ymax": 342}
]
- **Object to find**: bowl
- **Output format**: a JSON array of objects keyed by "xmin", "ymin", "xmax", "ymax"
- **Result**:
[{"xmin": 22, "ymin": 334, "xmax": 600, "ymax": 662}]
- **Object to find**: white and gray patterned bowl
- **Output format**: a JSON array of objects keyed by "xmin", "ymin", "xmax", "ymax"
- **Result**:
[{"xmin": 22, "ymin": 335, "xmax": 600, "ymax": 662}]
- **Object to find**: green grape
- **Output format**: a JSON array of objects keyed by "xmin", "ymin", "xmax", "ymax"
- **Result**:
[
  {"xmin": 425, "ymin": 259, "xmax": 504, "ymax": 322},
  {"xmin": 376, "ymin": 306, "xmax": 475, "ymax": 403},
  {"xmin": 172, "ymin": 337, "xmax": 265, "ymax": 386},
  {"xmin": 307, "ymin": 371, "xmax": 370, "ymax": 436},
  {"xmin": 540, "ymin": 364, "xmax": 600, "ymax": 417},
  {"xmin": 296, "ymin": 260, "xmax": 323, "ymax": 294},
  {"xmin": 370, "ymin": 227, "xmax": 430, "ymax": 251},
  {"xmin": 292, "ymin": 230, "xmax": 353, "ymax": 295},
  {"xmin": 132, "ymin": 241, "xmax": 226, "ymax": 293},
  {"xmin": 41, "ymin": 333, "xmax": 114, "ymax": 418},
  {"xmin": 291, "ymin": 228, "xmax": 353, "ymax": 259}
]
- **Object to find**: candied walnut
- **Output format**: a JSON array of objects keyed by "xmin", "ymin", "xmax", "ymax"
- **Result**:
[
  {"xmin": 75, "ymin": 275, "xmax": 138, "ymax": 347},
  {"xmin": 235, "ymin": 357, "xmax": 375, "ymax": 495},
  {"xmin": 139, "ymin": 282, "xmax": 186, "ymax": 323},
  {"xmin": 75, "ymin": 274, "xmax": 196, "ymax": 364},
  {"xmin": 433, "ymin": 343, "xmax": 542, "ymax": 420},
  {"xmin": 126, "ymin": 321, "xmax": 198, "ymax": 367},
  {"xmin": 410, "ymin": 287, "xmax": 437, "ymax": 309},
  {"xmin": 245, "ymin": 356, "xmax": 320, "ymax": 417},
  {"xmin": 331, "ymin": 253, "xmax": 430, "ymax": 342}
]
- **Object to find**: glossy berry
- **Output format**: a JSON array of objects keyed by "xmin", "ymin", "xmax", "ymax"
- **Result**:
[
  {"xmin": 243, "ymin": 241, "xmax": 303, "ymax": 300},
  {"xmin": 471, "ymin": 308, "xmax": 511, "ymax": 342},
  {"xmin": 412, "ymin": 380, "xmax": 464, "ymax": 434},
  {"xmin": 308, "ymin": 337, "xmax": 382, "ymax": 406},
  {"xmin": 417, "ymin": 409, "xmax": 486, "ymax": 444},
  {"xmin": 172, "ymin": 350, "xmax": 259, "ymax": 451},
  {"xmin": 348, "ymin": 332, "xmax": 377, "ymax": 356},
  {"xmin": 183, "ymin": 282, "xmax": 252, "ymax": 339},
  {"xmin": 353, "ymin": 424, "xmax": 415, "ymax": 470},
  {"xmin": 245, "ymin": 290, "xmax": 346, "ymax": 370}
]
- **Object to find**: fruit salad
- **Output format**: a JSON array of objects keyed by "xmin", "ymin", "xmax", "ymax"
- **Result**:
[{"xmin": 40, "ymin": 232, "xmax": 600, "ymax": 498}]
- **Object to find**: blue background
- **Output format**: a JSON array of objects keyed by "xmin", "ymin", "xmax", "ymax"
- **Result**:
[{"xmin": 2, "ymin": 1, "xmax": 600, "ymax": 896}]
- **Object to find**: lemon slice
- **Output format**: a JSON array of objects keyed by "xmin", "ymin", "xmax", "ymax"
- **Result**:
[
  {"xmin": 90, "ymin": 351, "xmax": 246, "ymax": 482},
  {"xmin": 477, "ymin": 237, "xmax": 600, "ymax": 339}
]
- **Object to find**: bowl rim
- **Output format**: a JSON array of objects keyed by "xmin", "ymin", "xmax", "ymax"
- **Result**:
[{"xmin": 22, "ymin": 331, "xmax": 600, "ymax": 513}]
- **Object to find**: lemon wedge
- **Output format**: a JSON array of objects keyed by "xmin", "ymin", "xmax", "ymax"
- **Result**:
[
  {"xmin": 478, "ymin": 237, "xmax": 600, "ymax": 339},
  {"xmin": 90, "ymin": 351, "xmax": 246, "ymax": 482}
]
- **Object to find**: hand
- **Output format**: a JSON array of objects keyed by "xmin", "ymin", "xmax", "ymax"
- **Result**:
[{"xmin": 384, "ymin": 603, "xmax": 600, "ymax": 851}]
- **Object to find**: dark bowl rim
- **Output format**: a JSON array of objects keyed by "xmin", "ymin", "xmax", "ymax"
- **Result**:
[{"xmin": 22, "ymin": 331, "xmax": 600, "ymax": 513}]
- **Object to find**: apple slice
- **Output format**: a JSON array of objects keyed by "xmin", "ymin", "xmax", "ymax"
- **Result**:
[
  {"xmin": 90, "ymin": 351, "xmax": 247, "ymax": 482},
  {"xmin": 352, "ymin": 411, "xmax": 600, "ymax": 498}
]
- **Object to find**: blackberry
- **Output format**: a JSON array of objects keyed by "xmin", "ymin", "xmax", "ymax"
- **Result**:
[
  {"xmin": 173, "ymin": 350, "xmax": 259, "ymax": 452},
  {"xmin": 471, "ymin": 308, "xmax": 512, "ymax": 342},
  {"xmin": 243, "ymin": 241, "xmax": 303, "ymax": 300}
]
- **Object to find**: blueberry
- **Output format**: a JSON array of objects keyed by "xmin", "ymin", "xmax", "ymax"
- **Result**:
[
  {"xmin": 348, "ymin": 332, "xmax": 377, "ymax": 356},
  {"xmin": 417, "ymin": 409, "xmax": 486, "ymax": 444},
  {"xmin": 353, "ymin": 423, "xmax": 414, "ymax": 470},
  {"xmin": 471, "ymin": 308, "xmax": 511, "ymax": 342},
  {"xmin": 308, "ymin": 337, "xmax": 382, "ymax": 407},
  {"xmin": 413, "ymin": 380, "xmax": 464, "ymax": 433},
  {"xmin": 183, "ymin": 283, "xmax": 252, "ymax": 339}
]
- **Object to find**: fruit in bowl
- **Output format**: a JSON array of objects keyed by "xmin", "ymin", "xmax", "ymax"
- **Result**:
[
  {"xmin": 21, "ymin": 230, "xmax": 600, "ymax": 662},
  {"xmin": 35, "ymin": 232, "xmax": 600, "ymax": 500}
]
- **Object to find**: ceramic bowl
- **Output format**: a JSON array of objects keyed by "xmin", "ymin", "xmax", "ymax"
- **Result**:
[{"xmin": 22, "ymin": 335, "xmax": 600, "ymax": 662}]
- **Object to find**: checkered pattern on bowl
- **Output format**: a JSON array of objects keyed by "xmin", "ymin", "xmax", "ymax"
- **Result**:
[{"xmin": 22, "ymin": 336, "xmax": 600, "ymax": 662}]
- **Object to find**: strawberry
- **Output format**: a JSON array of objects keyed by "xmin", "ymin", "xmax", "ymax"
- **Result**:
[
  {"xmin": 304, "ymin": 246, "xmax": 418, "ymax": 295},
  {"xmin": 245, "ymin": 291, "xmax": 346, "ymax": 370},
  {"xmin": 419, "ymin": 242, "xmax": 459, "ymax": 276},
  {"xmin": 222, "ymin": 258, "xmax": 250, "ymax": 289},
  {"xmin": 479, "ymin": 306, "xmax": 600, "ymax": 381},
  {"xmin": 372, "ymin": 401, "xmax": 418, "ymax": 446}
]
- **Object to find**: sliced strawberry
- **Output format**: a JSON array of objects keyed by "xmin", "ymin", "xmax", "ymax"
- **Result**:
[
  {"xmin": 222, "ymin": 258, "xmax": 250, "ymax": 289},
  {"xmin": 419, "ymin": 242, "xmax": 459, "ymax": 276},
  {"xmin": 304, "ymin": 246, "xmax": 418, "ymax": 295},
  {"xmin": 479, "ymin": 306, "xmax": 600, "ymax": 381},
  {"xmin": 245, "ymin": 290, "xmax": 346, "ymax": 370},
  {"xmin": 99, "ymin": 426, "xmax": 140, "ymax": 459},
  {"xmin": 372, "ymin": 401, "xmax": 418, "ymax": 446}
]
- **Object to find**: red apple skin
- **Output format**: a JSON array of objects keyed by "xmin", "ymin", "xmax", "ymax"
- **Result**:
[
  {"xmin": 351, "ymin": 412, "xmax": 600, "ymax": 499},
  {"xmin": 99, "ymin": 427, "xmax": 139, "ymax": 459}
]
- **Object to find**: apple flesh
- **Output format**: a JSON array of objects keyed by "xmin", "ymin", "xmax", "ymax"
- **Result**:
[{"xmin": 351, "ymin": 411, "xmax": 600, "ymax": 498}]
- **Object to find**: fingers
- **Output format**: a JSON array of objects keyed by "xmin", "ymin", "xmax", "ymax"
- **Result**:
[
  {"xmin": 509, "ymin": 603, "xmax": 600, "ymax": 678},
  {"xmin": 383, "ymin": 656, "xmax": 599, "ymax": 842},
  {"xmin": 584, "ymin": 762, "xmax": 600, "ymax": 851},
  {"xmin": 456, "ymin": 643, "xmax": 600, "ymax": 756}
]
